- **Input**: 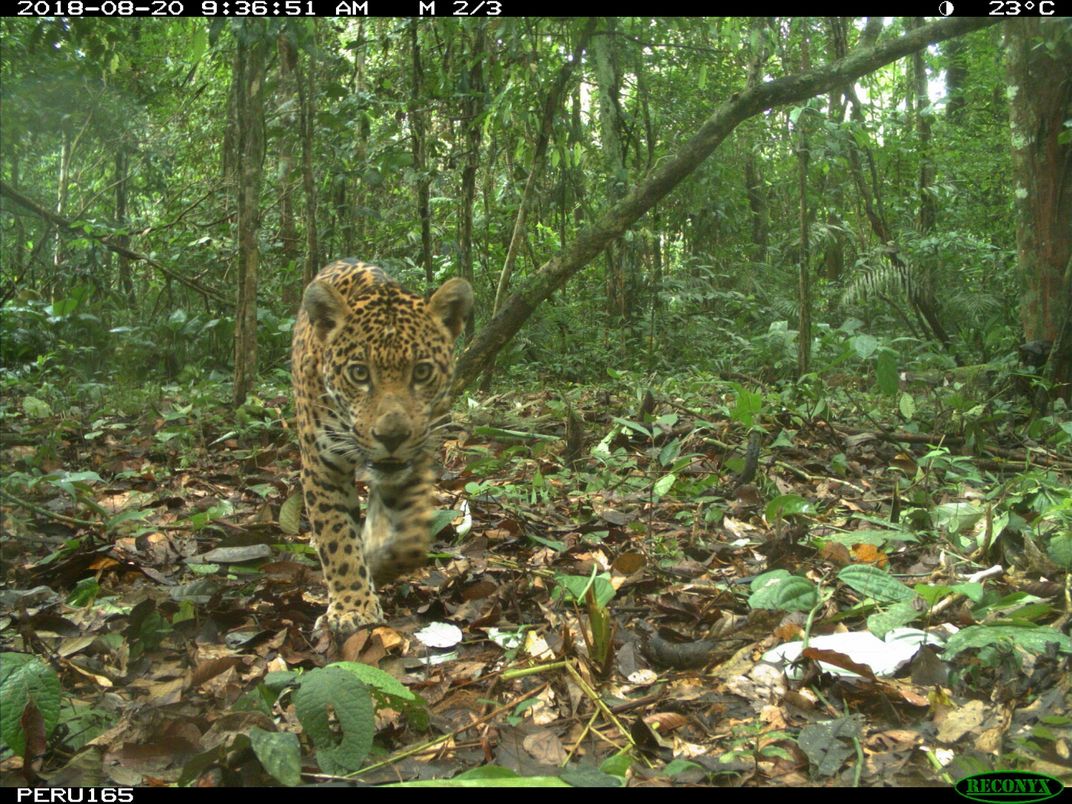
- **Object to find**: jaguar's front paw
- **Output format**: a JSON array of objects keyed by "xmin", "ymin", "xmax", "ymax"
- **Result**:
[{"xmin": 315, "ymin": 602, "xmax": 384, "ymax": 637}]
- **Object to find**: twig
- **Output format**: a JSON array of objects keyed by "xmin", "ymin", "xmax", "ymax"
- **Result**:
[
  {"xmin": 346, "ymin": 681, "xmax": 551, "ymax": 778},
  {"xmin": 562, "ymin": 709, "xmax": 601, "ymax": 766},
  {"xmin": 0, "ymin": 489, "xmax": 97, "ymax": 528},
  {"xmin": 773, "ymin": 460, "xmax": 867, "ymax": 494},
  {"xmin": 563, "ymin": 661, "xmax": 635, "ymax": 751}
]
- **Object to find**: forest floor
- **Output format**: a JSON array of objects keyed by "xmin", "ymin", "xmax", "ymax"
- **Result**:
[{"xmin": 1, "ymin": 380, "xmax": 1070, "ymax": 788}]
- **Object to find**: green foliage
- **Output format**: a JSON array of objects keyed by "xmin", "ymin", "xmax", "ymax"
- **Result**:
[
  {"xmin": 0, "ymin": 653, "xmax": 62, "ymax": 758},
  {"xmin": 387, "ymin": 766, "xmax": 572, "ymax": 787},
  {"xmin": 329, "ymin": 661, "xmax": 429, "ymax": 730},
  {"xmin": 944, "ymin": 625, "xmax": 1072, "ymax": 660},
  {"xmin": 247, "ymin": 660, "xmax": 433, "ymax": 781},
  {"xmin": 837, "ymin": 564, "xmax": 916, "ymax": 604},
  {"xmin": 249, "ymin": 728, "xmax": 301, "ymax": 787},
  {"xmin": 748, "ymin": 570, "xmax": 819, "ymax": 613},
  {"xmin": 0, "ymin": 16, "xmax": 1062, "ymax": 443},
  {"xmin": 553, "ymin": 571, "xmax": 616, "ymax": 609},
  {"xmin": 292, "ymin": 665, "xmax": 375, "ymax": 775}
]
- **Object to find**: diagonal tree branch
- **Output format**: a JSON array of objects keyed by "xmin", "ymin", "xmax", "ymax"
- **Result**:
[
  {"xmin": 452, "ymin": 16, "xmax": 1000, "ymax": 394},
  {"xmin": 0, "ymin": 180, "xmax": 231, "ymax": 307}
]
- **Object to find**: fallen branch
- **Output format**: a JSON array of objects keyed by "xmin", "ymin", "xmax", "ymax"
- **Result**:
[
  {"xmin": 0, "ymin": 180, "xmax": 231, "ymax": 307},
  {"xmin": 829, "ymin": 423, "xmax": 1072, "ymax": 472}
]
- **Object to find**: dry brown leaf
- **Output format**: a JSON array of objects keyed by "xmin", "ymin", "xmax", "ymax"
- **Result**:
[{"xmin": 644, "ymin": 712, "xmax": 688, "ymax": 734}]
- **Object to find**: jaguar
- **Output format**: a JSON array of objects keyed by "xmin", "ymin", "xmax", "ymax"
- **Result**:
[{"xmin": 291, "ymin": 259, "xmax": 473, "ymax": 633}]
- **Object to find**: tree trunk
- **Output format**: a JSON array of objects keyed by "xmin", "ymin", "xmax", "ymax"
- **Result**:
[
  {"xmin": 1006, "ymin": 19, "xmax": 1072, "ymax": 402},
  {"xmin": 822, "ymin": 17, "xmax": 849, "ymax": 282},
  {"xmin": 798, "ymin": 126, "xmax": 812, "ymax": 378},
  {"xmin": 409, "ymin": 20, "xmax": 433, "ymax": 289},
  {"xmin": 8, "ymin": 151, "xmax": 25, "ymax": 286},
  {"xmin": 841, "ymin": 27, "xmax": 951, "ymax": 349},
  {"xmin": 797, "ymin": 25, "xmax": 813, "ymax": 378},
  {"xmin": 450, "ymin": 17, "xmax": 997, "ymax": 394},
  {"xmin": 296, "ymin": 21, "xmax": 319, "ymax": 288},
  {"xmin": 277, "ymin": 31, "xmax": 299, "ymax": 288},
  {"xmin": 232, "ymin": 23, "xmax": 268, "ymax": 408},
  {"xmin": 910, "ymin": 18, "xmax": 937, "ymax": 234},
  {"xmin": 944, "ymin": 36, "xmax": 968, "ymax": 124},
  {"xmin": 115, "ymin": 147, "xmax": 134, "ymax": 304},
  {"xmin": 592, "ymin": 19, "xmax": 629, "ymax": 322},
  {"xmin": 352, "ymin": 19, "xmax": 370, "ymax": 251},
  {"xmin": 53, "ymin": 128, "xmax": 71, "ymax": 277},
  {"xmin": 460, "ymin": 21, "xmax": 487, "ymax": 342},
  {"xmin": 744, "ymin": 154, "xmax": 769, "ymax": 264}
]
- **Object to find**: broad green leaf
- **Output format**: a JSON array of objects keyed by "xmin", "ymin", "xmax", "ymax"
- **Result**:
[
  {"xmin": 330, "ymin": 660, "xmax": 429, "ymax": 727},
  {"xmin": 528, "ymin": 533, "xmax": 568, "ymax": 552},
  {"xmin": 600, "ymin": 750, "xmax": 633, "ymax": 779},
  {"xmin": 429, "ymin": 508, "xmax": 457, "ymax": 538},
  {"xmin": 765, "ymin": 494, "xmax": 814, "ymax": 522},
  {"xmin": 838, "ymin": 565, "xmax": 916, "ymax": 603},
  {"xmin": 293, "ymin": 666, "xmax": 374, "ymax": 774},
  {"xmin": 748, "ymin": 572, "xmax": 818, "ymax": 612},
  {"xmin": 611, "ymin": 417, "xmax": 652, "ymax": 439},
  {"xmin": 453, "ymin": 766, "xmax": 525, "ymax": 779},
  {"xmin": 1048, "ymin": 532, "xmax": 1072, "ymax": 570},
  {"xmin": 663, "ymin": 759, "xmax": 705, "ymax": 778},
  {"xmin": 330, "ymin": 662, "xmax": 418, "ymax": 704},
  {"xmin": 389, "ymin": 777, "xmax": 571, "ymax": 788},
  {"xmin": 653, "ymin": 473, "xmax": 676, "ymax": 497},
  {"xmin": 876, "ymin": 348, "xmax": 898, "ymax": 396},
  {"xmin": 658, "ymin": 438, "xmax": 682, "ymax": 468},
  {"xmin": 0, "ymin": 653, "xmax": 62, "ymax": 756},
  {"xmin": 914, "ymin": 582, "xmax": 984, "ymax": 606},
  {"xmin": 850, "ymin": 334, "xmax": 878, "ymax": 359},
  {"xmin": 472, "ymin": 426, "xmax": 558, "ymax": 443},
  {"xmin": 730, "ymin": 384, "xmax": 761, "ymax": 428},
  {"xmin": 898, "ymin": 393, "xmax": 916, "ymax": 421},
  {"xmin": 555, "ymin": 573, "xmax": 615, "ymax": 607},
  {"xmin": 388, "ymin": 766, "xmax": 572, "ymax": 787},
  {"xmin": 867, "ymin": 601, "xmax": 921, "ymax": 637},
  {"xmin": 932, "ymin": 502, "xmax": 984, "ymax": 534},
  {"xmin": 278, "ymin": 492, "xmax": 302, "ymax": 536},
  {"xmin": 821, "ymin": 529, "xmax": 919, "ymax": 546},
  {"xmin": 971, "ymin": 591, "xmax": 1050, "ymax": 622},
  {"xmin": 560, "ymin": 766, "xmax": 624, "ymax": 787},
  {"xmin": 249, "ymin": 727, "xmax": 301, "ymax": 787},
  {"xmin": 263, "ymin": 671, "xmax": 298, "ymax": 692},
  {"xmin": 943, "ymin": 625, "xmax": 1072, "ymax": 659},
  {"xmin": 106, "ymin": 508, "xmax": 151, "ymax": 530},
  {"xmin": 22, "ymin": 396, "xmax": 52, "ymax": 419}
]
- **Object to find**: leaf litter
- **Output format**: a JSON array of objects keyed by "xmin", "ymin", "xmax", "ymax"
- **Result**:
[{"xmin": 1, "ymin": 385, "xmax": 1070, "ymax": 787}]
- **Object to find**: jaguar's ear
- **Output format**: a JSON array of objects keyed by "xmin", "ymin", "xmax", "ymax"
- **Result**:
[
  {"xmin": 302, "ymin": 280, "xmax": 348, "ymax": 340},
  {"xmin": 429, "ymin": 278, "xmax": 473, "ymax": 340}
]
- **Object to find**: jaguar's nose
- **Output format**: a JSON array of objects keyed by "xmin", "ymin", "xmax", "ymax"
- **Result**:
[{"xmin": 372, "ymin": 427, "xmax": 410, "ymax": 453}]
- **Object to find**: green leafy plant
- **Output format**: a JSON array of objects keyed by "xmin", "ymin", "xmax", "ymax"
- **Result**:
[
  {"xmin": 748, "ymin": 570, "xmax": 819, "ymax": 613},
  {"xmin": 553, "ymin": 570, "xmax": 616, "ymax": 673},
  {"xmin": 1, "ymin": 653, "xmax": 62, "ymax": 759},
  {"xmin": 247, "ymin": 661, "xmax": 431, "ymax": 783}
]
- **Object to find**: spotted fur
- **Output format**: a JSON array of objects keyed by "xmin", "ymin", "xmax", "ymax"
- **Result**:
[{"xmin": 291, "ymin": 259, "xmax": 473, "ymax": 633}]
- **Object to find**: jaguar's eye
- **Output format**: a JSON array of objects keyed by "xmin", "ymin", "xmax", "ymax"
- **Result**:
[
  {"xmin": 348, "ymin": 364, "xmax": 370, "ymax": 384},
  {"xmin": 413, "ymin": 362, "xmax": 434, "ymax": 383}
]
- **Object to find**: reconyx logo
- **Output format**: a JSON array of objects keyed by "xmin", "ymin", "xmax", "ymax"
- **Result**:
[{"xmin": 955, "ymin": 771, "xmax": 1064, "ymax": 804}]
